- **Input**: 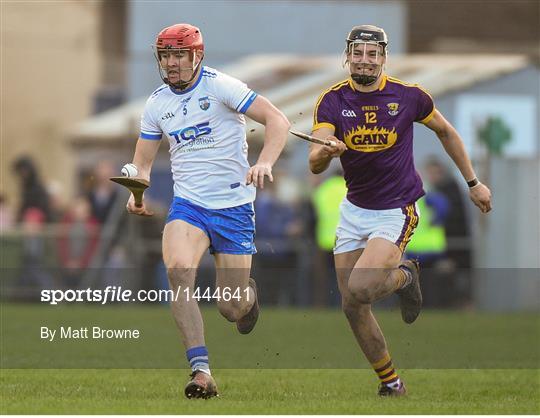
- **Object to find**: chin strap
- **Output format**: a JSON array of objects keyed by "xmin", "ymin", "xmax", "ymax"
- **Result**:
[
  {"xmin": 155, "ymin": 50, "xmax": 204, "ymax": 91},
  {"xmin": 351, "ymin": 73, "xmax": 377, "ymax": 86},
  {"xmin": 167, "ymin": 57, "xmax": 203, "ymax": 90},
  {"xmin": 351, "ymin": 63, "xmax": 384, "ymax": 87}
]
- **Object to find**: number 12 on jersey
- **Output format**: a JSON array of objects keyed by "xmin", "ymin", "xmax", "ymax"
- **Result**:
[{"xmin": 365, "ymin": 112, "xmax": 377, "ymax": 124}]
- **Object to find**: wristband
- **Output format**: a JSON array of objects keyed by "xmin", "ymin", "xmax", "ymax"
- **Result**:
[{"xmin": 467, "ymin": 178, "xmax": 479, "ymax": 188}]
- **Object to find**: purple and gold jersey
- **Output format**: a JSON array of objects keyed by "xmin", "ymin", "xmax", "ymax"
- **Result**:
[{"xmin": 313, "ymin": 75, "xmax": 435, "ymax": 210}]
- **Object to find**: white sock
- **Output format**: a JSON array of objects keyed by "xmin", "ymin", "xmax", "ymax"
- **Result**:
[
  {"xmin": 194, "ymin": 367, "xmax": 211, "ymax": 376},
  {"xmin": 399, "ymin": 267, "xmax": 413, "ymax": 289}
]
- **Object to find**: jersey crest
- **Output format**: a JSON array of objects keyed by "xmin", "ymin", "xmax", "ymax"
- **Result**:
[
  {"xmin": 387, "ymin": 102, "xmax": 399, "ymax": 116},
  {"xmin": 199, "ymin": 96, "xmax": 210, "ymax": 111}
]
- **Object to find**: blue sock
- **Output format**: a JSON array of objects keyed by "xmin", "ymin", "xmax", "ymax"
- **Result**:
[{"xmin": 186, "ymin": 345, "xmax": 210, "ymax": 375}]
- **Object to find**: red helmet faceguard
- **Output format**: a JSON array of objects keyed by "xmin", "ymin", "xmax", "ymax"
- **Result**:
[{"xmin": 154, "ymin": 24, "xmax": 204, "ymax": 90}]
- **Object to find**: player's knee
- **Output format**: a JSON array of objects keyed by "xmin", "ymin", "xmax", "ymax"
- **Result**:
[
  {"xmin": 166, "ymin": 261, "xmax": 195, "ymax": 287},
  {"xmin": 342, "ymin": 297, "xmax": 371, "ymax": 320},
  {"xmin": 347, "ymin": 279, "xmax": 377, "ymax": 304},
  {"xmin": 216, "ymin": 300, "xmax": 245, "ymax": 322}
]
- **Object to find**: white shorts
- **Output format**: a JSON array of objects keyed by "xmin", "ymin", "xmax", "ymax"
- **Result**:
[{"xmin": 333, "ymin": 198, "xmax": 420, "ymax": 254}]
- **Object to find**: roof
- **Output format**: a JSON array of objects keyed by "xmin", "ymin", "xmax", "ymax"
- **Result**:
[{"xmin": 70, "ymin": 54, "xmax": 531, "ymax": 144}]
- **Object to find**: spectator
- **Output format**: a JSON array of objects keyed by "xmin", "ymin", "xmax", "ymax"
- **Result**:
[
  {"xmin": 254, "ymin": 176, "xmax": 303, "ymax": 305},
  {"xmin": 47, "ymin": 180, "xmax": 67, "ymax": 223},
  {"xmin": 19, "ymin": 207, "xmax": 53, "ymax": 295},
  {"xmin": 407, "ymin": 192, "xmax": 449, "ymax": 262},
  {"xmin": 12, "ymin": 156, "xmax": 51, "ymax": 223},
  {"xmin": 424, "ymin": 157, "xmax": 471, "ymax": 259},
  {"xmin": 406, "ymin": 192, "xmax": 452, "ymax": 307},
  {"xmin": 311, "ymin": 170, "xmax": 347, "ymax": 306},
  {"xmin": 424, "ymin": 156, "xmax": 473, "ymax": 306},
  {"xmin": 57, "ymin": 196, "xmax": 100, "ymax": 287},
  {"xmin": 87, "ymin": 160, "xmax": 118, "ymax": 224}
]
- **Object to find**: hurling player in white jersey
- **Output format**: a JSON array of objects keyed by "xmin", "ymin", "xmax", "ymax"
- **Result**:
[{"xmin": 126, "ymin": 23, "xmax": 290, "ymax": 399}]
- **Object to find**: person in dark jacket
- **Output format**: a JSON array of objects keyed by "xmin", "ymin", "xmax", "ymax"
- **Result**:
[{"xmin": 12, "ymin": 156, "xmax": 51, "ymax": 223}]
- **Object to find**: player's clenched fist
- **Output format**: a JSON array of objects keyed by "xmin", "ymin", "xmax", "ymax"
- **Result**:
[
  {"xmin": 469, "ymin": 182, "xmax": 492, "ymax": 213},
  {"xmin": 126, "ymin": 194, "xmax": 153, "ymax": 216},
  {"xmin": 246, "ymin": 162, "xmax": 273, "ymax": 189},
  {"xmin": 320, "ymin": 136, "xmax": 347, "ymax": 158}
]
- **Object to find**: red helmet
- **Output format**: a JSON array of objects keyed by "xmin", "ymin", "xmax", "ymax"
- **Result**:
[{"xmin": 156, "ymin": 23, "xmax": 204, "ymax": 52}]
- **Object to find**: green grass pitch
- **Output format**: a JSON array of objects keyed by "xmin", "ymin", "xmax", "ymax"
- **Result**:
[
  {"xmin": 2, "ymin": 369, "xmax": 538, "ymax": 414},
  {"xmin": 1, "ymin": 304, "xmax": 539, "ymax": 414}
]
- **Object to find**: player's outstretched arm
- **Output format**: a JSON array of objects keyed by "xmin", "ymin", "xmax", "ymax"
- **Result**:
[
  {"xmin": 308, "ymin": 127, "xmax": 347, "ymax": 174},
  {"xmin": 126, "ymin": 137, "xmax": 161, "ymax": 216},
  {"xmin": 425, "ymin": 110, "xmax": 492, "ymax": 213},
  {"xmin": 132, "ymin": 137, "xmax": 161, "ymax": 181},
  {"xmin": 244, "ymin": 96, "xmax": 290, "ymax": 188}
]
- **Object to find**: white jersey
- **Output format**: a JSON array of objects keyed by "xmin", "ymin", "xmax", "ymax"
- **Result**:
[{"xmin": 140, "ymin": 66, "xmax": 258, "ymax": 209}]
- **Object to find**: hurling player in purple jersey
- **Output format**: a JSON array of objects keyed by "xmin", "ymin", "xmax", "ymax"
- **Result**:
[{"xmin": 309, "ymin": 25, "xmax": 491, "ymax": 396}]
